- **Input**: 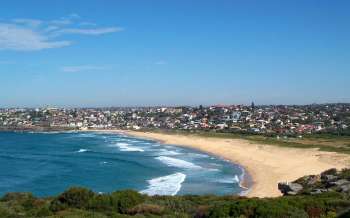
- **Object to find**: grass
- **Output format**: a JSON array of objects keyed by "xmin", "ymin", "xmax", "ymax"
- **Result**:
[
  {"xmin": 246, "ymin": 136, "xmax": 350, "ymax": 153},
  {"xmin": 245, "ymin": 135, "xmax": 350, "ymax": 154},
  {"xmin": 138, "ymin": 128, "xmax": 350, "ymax": 154}
]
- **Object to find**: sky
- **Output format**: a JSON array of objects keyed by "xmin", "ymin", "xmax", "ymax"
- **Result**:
[{"xmin": 0, "ymin": 0, "xmax": 349, "ymax": 107}]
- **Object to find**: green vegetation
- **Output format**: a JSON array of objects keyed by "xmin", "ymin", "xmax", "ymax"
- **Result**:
[
  {"xmin": 140, "ymin": 128, "xmax": 350, "ymax": 154},
  {"xmin": 0, "ymin": 188, "xmax": 350, "ymax": 217},
  {"xmin": 245, "ymin": 135, "xmax": 350, "ymax": 154}
]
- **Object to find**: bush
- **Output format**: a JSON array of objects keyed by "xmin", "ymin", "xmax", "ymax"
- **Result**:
[
  {"xmin": 0, "ymin": 205, "xmax": 12, "ymax": 218},
  {"xmin": 208, "ymin": 199, "xmax": 259, "ymax": 218},
  {"xmin": 208, "ymin": 198, "xmax": 315, "ymax": 218},
  {"xmin": 1, "ymin": 174, "xmax": 350, "ymax": 218},
  {"xmin": 50, "ymin": 197, "xmax": 68, "ymax": 212},
  {"xmin": 50, "ymin": 187, "xmax": 95, "ymax": 211},
  {"xmin": 1, "ymin": 192, "xmax": 35, "ymax": 204},
  {"xmin": 321, "ymin": 168, "xmax": 338, "ymax": 176},
  {"xmin": 110, "ymin": 190, "xmax": 145, "ymax": 213},
  {"xmin": 127, "ymin": 203, "xmax": 164, "ymax": 215},
  {"xmin": 340, "ymin": 168, "xmax": 350, "ymax": 179},
  {"xmin": 255, "ymin": 202, "xmax": 308, "ymax": 218},
  {"xmin": 152, "ymin": 196, "xmax": 196, "ymax": 214},
  {"xmin": 194, "ymin": 205, "xmax": 210, "ymax": 218},
  {"xmin": 34, "ymin": 205, "xmax": 52, "ymax": 217},
  {"xmin": 88, "ymin": 194, "xmax": 113, "ymax": 212}
]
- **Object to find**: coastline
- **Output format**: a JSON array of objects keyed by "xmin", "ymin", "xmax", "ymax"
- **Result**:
[
  {"xmin": 84, "ymin": 129, "xmax": 253, "ymax": 195},
  {"xmin": 2, "ymin": 129, "xmax": 349, "ymax": 197},
  {"xmin": 91, "ymin": 129, "xmax": 350, "ymax": 198}
]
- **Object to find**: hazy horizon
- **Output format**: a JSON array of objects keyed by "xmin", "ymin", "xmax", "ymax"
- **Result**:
[
  {"xmin": 1, "ymin": 0, "xmax": 349, "ymax": 107},
  {"xmin": 1, "ymin": 101, "xmax": 350, "ymax": 109}
]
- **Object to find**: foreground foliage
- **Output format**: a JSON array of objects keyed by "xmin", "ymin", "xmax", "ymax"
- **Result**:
[
  {"xmin": 2, "ymin": 169, "xmax": 350, "ymax": 217},
  {"xmin": 1, "ymin": 188, "xmax": 350, "ymax": 218}
]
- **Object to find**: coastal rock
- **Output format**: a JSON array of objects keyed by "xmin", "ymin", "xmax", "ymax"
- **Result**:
[
  {"xmin": 322, "ymin": 175, "xmax": 338, "ymax": 183},
  {"xmin": 278, "ymin": 182, "xmax": 303, "ymax": 195},
  {"xmin": 295, "ymin": 175, "xmax": 320, "ymax": 187},
  {"xmin": 310, "ymin": 189, "xmax": 328, "ymax": 195},
  {"xmin": 306, "ymin": 175, "xmax": 321, "ymax": 186},
  {"xmin": 339, "ymin": 184, "xmax": 350, "ymax": 193},
  {"xmin": 279, "ymin": 168, "xmax": 350, "ymax": 196},
  {"xmin": 328, "ymin": 179, "xmax": 350, "ymax": 188},
  {"xmin": 331, "ymin": 179, "xmax": 350, "ymax": 187},
  {"xmin": 321, "ymin": 168, "xmax": 338, "ymax": 177}
]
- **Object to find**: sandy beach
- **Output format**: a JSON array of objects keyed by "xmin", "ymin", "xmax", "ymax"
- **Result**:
[{"xmin": 96, "ymin": 130, "xmax": 350, "ymax": 198}]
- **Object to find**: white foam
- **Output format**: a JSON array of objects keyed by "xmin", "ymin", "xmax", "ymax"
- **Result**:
[
  {"xmin": 208, "ymin": 168, "xmax": 220, "ymax": 172},
  {"xmin": 115, "ymin": 143, "xmax": 144, "ymax": 152},
  {"xmin": 78, "ymin": 133, "xmax": 97, "ymax": 137},
  {"xmin": 35, "ymin": 131, "xmax": 61, "ymax": 134},
  {"xmin": 76, "ymin": 149, "xmax": 89, "ymax": 153},
  {"xmin": 116, "ymin": 142, "xmax": 129, "ymax": 146},
  {"xmin": 140, "ymin": 172, "xmax": 186, "ymax": 196},
  {"xmin": 156, "ymin": 156, "xmax": 202, "ymax": 169},
  {"xmin": 188, "ymin": 153, "xmax": 210, "ymax": 158},
  {"xmin": 158, "ymin": 149, "xmax": 181, "ymax": 156},
  {"xmin": 217, "ymin": 175, "xmax": 240, "ymax": 184}
]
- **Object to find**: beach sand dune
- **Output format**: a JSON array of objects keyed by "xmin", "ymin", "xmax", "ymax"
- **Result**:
[{"xmin": 112, "ymin": 131, "xmax": 350, "ymax": 198}]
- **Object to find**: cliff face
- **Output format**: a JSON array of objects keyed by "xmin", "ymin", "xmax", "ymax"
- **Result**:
[{"xmin": 279, "ymin": 168, "xmax": 350, "ymax": 196}]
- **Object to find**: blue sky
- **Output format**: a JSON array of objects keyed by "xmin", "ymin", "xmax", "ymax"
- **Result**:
[{"xmin": 0, "ymin": 0, "xmax": 349, "ymax": 107}]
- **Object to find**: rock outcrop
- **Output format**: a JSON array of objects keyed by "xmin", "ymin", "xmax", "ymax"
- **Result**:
[
  {"xmin": 278, "ymin": 182, "xmax": 303, "ymax": 195},
  {"xmin": 278, "ymin": 168, "xmax": 350, "ymax": 196}
]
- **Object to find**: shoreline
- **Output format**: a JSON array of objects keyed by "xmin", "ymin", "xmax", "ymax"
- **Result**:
[
  {"xmin": 92, "ymin": 129, "xmax": 350, "ymax": 198},
  {"xmin": 238, "ymin": 165, "xmax": 253, "ymax": 196},
  {"xmin": 119, "ymin": 130, "xmax": 256, "ymax": 196},
  {"xmin": 84, "ymin": 129, "xmax": 253, "ymax": 195},
  {"xmin": 2, "ymin": 129, "xmax": 349, "ymax": 197}
]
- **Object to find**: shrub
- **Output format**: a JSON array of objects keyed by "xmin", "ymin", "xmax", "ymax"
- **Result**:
[
  {"xmin": 208, "ymin": 202, "xmax": 233, "ymax": 218},
  {"xmin": 50, "ymin": 197, "xmax": 68, "ymax": 212},
  {"xmin": 50, "ymin": 187, "xmax": 95, "ymax": 211},
  {"xmin": 88, "ymin": 194, "xmax": 113, "ymax": 212},
  {"xmin": 1, "ymin": 192, "xmax": 35, "ymax": 203},
  {"xmin": 152, "ymin": 196, "xmax": 196, "ymax": 214},
  {"xmin": 0, "ymin": 205, "xmax": 12, "ymax": 218},
  {"xmin": 340, "ymin": 168, "xmax": 350, "ymax": 179},
  {"xmin": 34, "ymin": 205, "xmax": 52, "ymax": 217},
  {"xmin": 110, "ymin": 190, "xmax": 145, "ymax": 213},
  {"xmin": 255, "ymin": 203, "xmax": 308, "ymax": 218},
  {"xmin": 194, "ymin": 205, "xmax": 210, "ymax": 218},
  {"xmin": 127, "ymin": 203, "xmax": 164, "ymax": 215},
  {"xmin": 321, "ymin": 168, "xmax": 337, "ymax": 176}
]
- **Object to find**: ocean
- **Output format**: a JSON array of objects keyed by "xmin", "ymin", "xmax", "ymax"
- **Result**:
[{"xmin": 0, "ymin": 131, "xmax": 245, "ymax": 197}]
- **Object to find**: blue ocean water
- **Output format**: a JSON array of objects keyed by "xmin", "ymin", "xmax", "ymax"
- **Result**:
[{"xmin": 0, "ymin": 131, "xmax": 244, "ymax": 197}]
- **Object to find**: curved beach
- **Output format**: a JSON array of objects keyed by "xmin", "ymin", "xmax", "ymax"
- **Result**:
[{"xmin": 110, "ymin": 130, "xmax": 350, "ymax": 198}]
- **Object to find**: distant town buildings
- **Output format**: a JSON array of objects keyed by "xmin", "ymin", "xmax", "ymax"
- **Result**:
[{"xmin": 0, "ymin": 104, "xmax": 349, "ymax": 136}]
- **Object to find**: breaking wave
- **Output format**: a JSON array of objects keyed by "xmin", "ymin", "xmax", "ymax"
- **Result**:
[
  {"xmin": 156, "ymin": 156, "xmax": 202, "ymax": 169},
  {"xmin": 140, "ymin": 172, "xmax": 186, "ymax": 196},
  {"xmin": 114, "ymin": 143, "xmax": 144, "ymax": 152},
  {"xmin": 77, "ymin": 133, "xmax": 98, "ymax": 138},
  {"xmin": 217, "ymin": 175, "xmax": 240, "ymax": 184},
  {"xmin": 76, "ymin": 149, "xmax": 89, "ymax": 153},
  {"xmin": 158, "ymin": 149, "xmax": 181, "ymax": 156},
  {"xmin": 188, "ymin": 153, "xmax": 210, "ymax": 158}
]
